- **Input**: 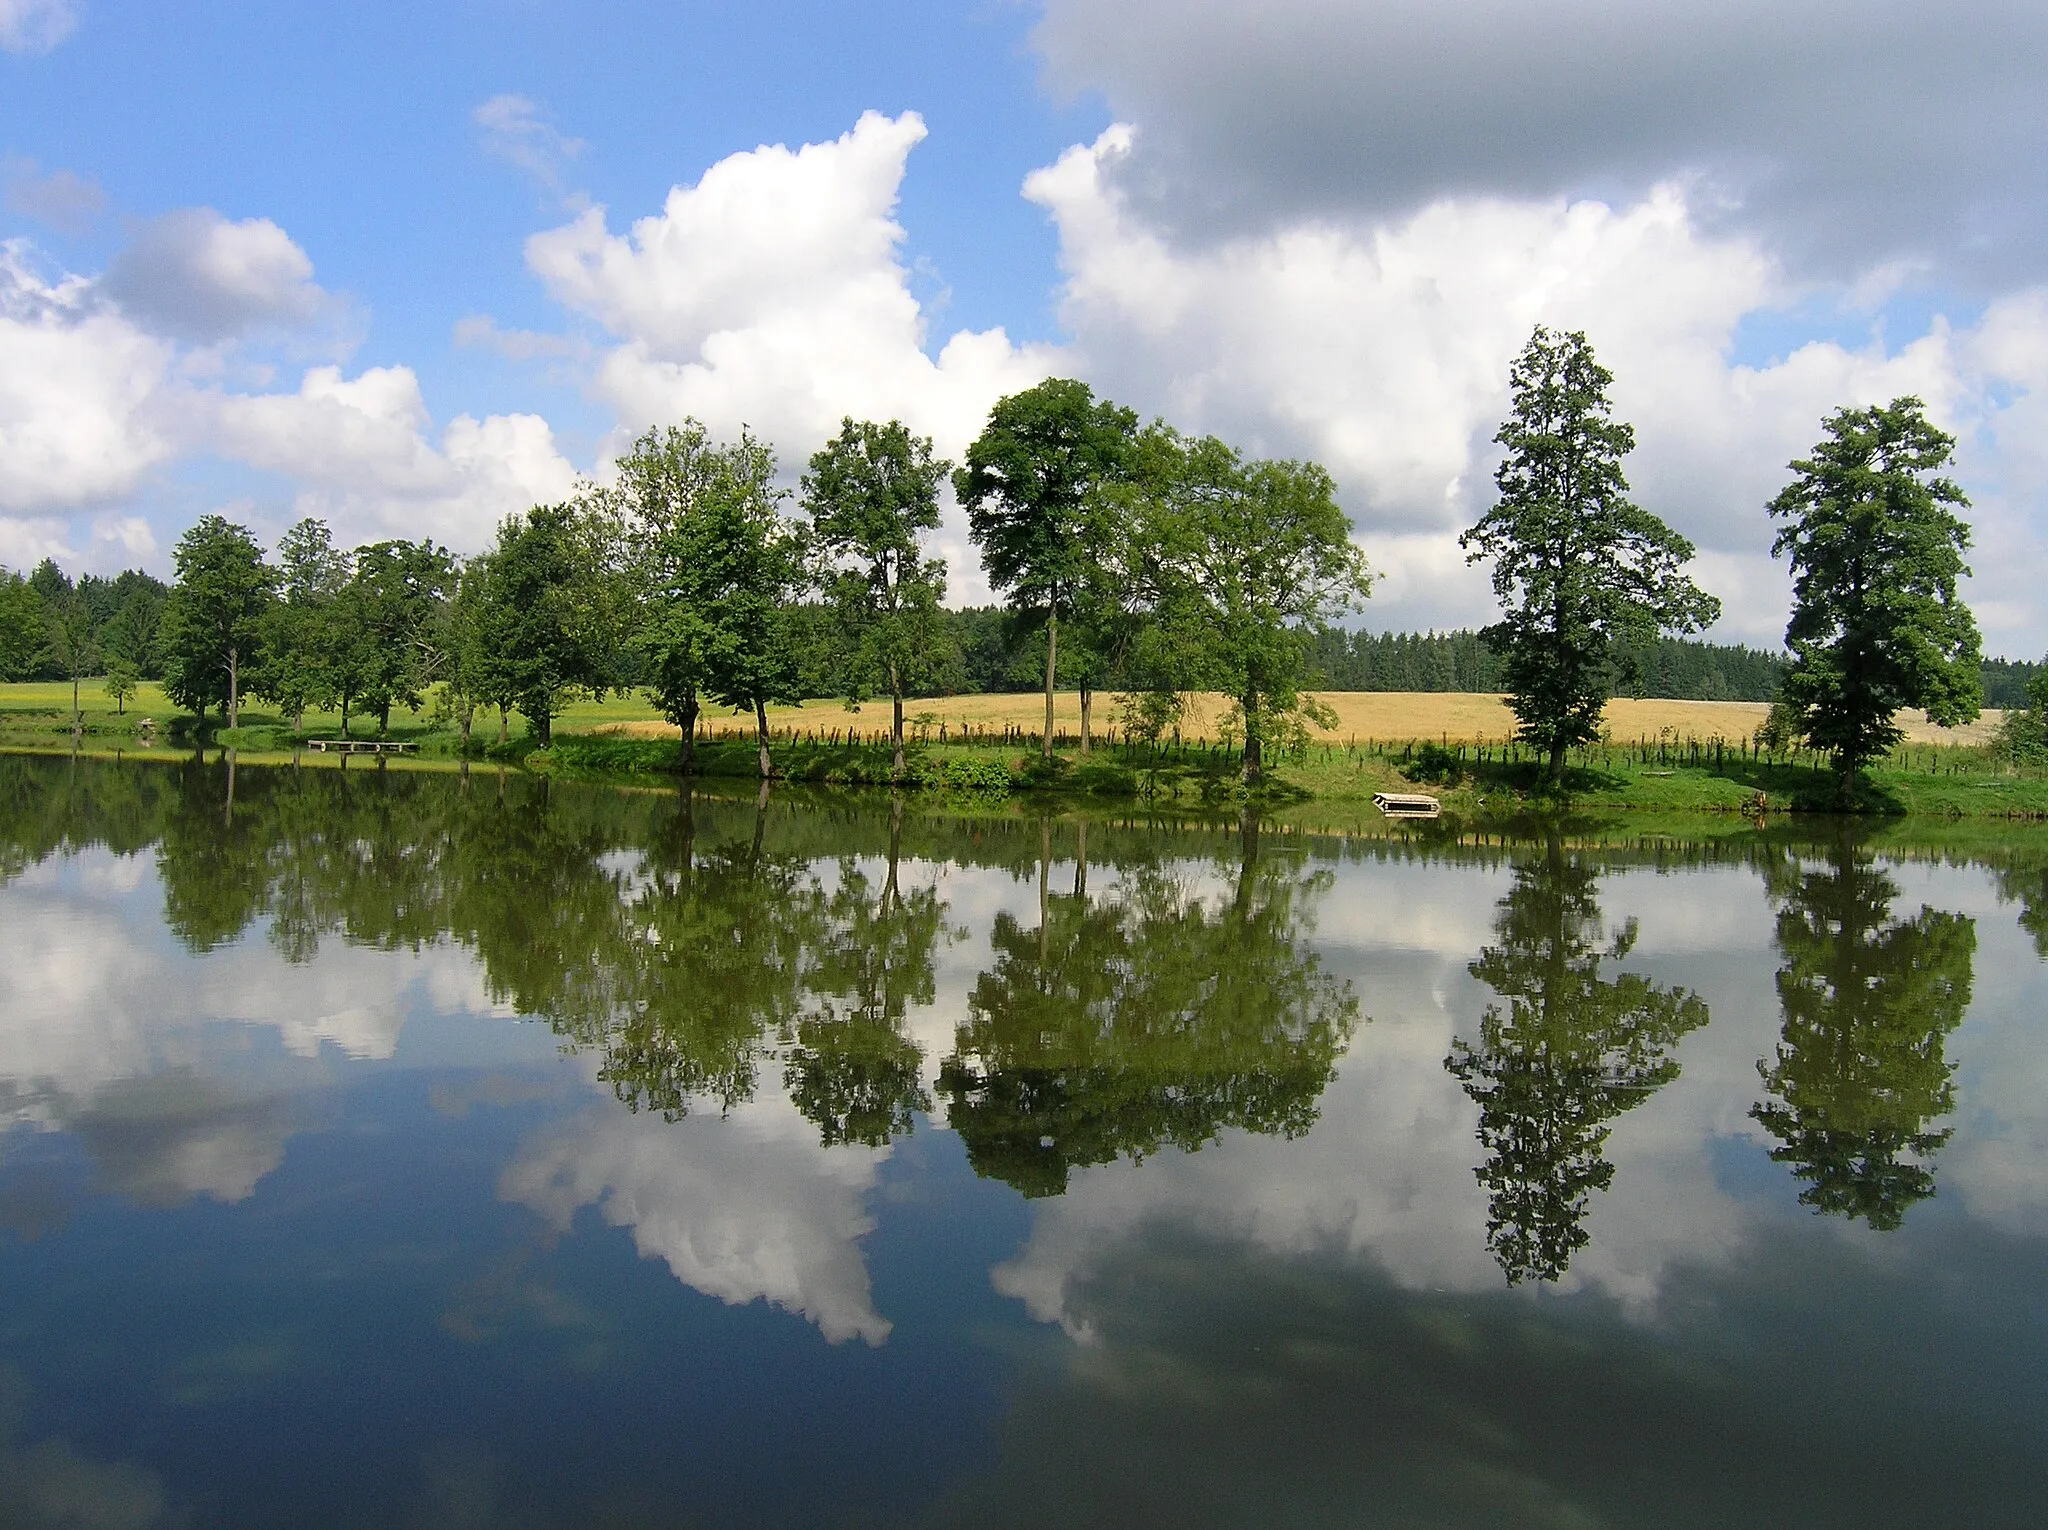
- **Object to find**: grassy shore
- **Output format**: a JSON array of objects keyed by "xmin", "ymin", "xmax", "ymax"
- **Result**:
[{"xmin": 5, "ymin": 679, "xmax": 2042, "ymax": 818}]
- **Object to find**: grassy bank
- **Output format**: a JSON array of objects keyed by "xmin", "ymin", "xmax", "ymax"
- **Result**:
[{"xmin": 6, "ymin": 680, "xmax": 2042, "ymax": 818}]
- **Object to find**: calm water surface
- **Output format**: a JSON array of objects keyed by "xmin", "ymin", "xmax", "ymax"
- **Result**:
[{"xmin": 2, "ymin": 754, "xmax": 2046, "ymax": 1527}]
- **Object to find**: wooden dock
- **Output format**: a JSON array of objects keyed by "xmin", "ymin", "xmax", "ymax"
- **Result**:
[
  {"xmin": 1372, "ymin": 791, "xmax": 1441, "ymax": 819},
  {"xmin": 303, "ymin": 739, "xmax": 419, "ymax": 756}
]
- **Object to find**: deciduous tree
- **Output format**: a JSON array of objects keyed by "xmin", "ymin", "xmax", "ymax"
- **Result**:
[
  {"xmin": 1130, "ymin": 428, "xmax": 1370, "ymax": 786},
  {"xmin": 1769, "ymin": 397, "xmax": 1981, "ymax": 785},
  {"xmin": 956, "ymin": 379, "xmax": 1137, "ymax": 759},
  {"xmin": 160, "ymin": 515, "xmax": 275, "ymax": 727},
  {"xmin": 1461, "ymin": 327, "xmax": 1719, "ymax": 781},
  {"xmin": 801, "ymin": 417, "xmax": 952, "ymax": 774}
]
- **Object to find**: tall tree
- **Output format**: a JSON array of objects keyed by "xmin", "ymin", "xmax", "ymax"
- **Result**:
[
  {"xmin": 0, "ymin": 568, "xmax": 48, "ymax": 679},
  {"xmin": 955, "ymin": 378, "xmax": 1138, "ymax": 760},
  {"xmin": 801, "ymin": 417, "xmax": 953, "ymax": 774},
  {"xmin": 1446, "ymin": 835, "xmax": 1710, "ymax": 1284},
  {"xmin": 1769, "ymin": 397, "xmax": 1981, "ymax": 785},
  {"xmin": 616, "ymin": 422, "xmax": 759, "ymax": 773},
  {"xmin": 685, "ymin": 431, "xmax": 805, "ymax": 779},
  {"xmin": 1753, "ymin": 835, "xmax": 1974, "ymax": 1230},
  {"xmin": 1461, "ymin": 327, "xmax": 1720, "ymax": 781},
  {"xmin": 258, "ymin": 517, "xmax": 349, "ymax": 732},
  {"xmin": 486, "ymin": 500, "xmax": 615, "ymax": 747},
  {"xmin": 1130, "ymin": 428, "xmax": 1370, "ymax": 786},
  {"xmin": 45, "ymin": 584, "xmax": 99, "ymax": 728},
  {"xmin": 159, "ymin": 515, "xmax": 275, "ymax": 727},
  {"xmin": 345, "ymin": 538, "xmax": 457, "ymax": 733}
]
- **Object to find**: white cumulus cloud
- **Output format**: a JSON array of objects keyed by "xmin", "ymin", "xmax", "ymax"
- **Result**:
[
  {"xmin": 103, "ymin": 207, "xmax": 331, "ymax": 344},
  {"xmin": 526, "ymin": 109, "xmax": 1057, "ymax": 473}
]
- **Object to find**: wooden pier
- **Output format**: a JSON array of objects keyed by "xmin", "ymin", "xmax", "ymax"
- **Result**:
[
  {"xmin": 1372, "ymin": 791, "xmax": 1442, "ymax": 819},
  {"xmin": 304, "ymin": 739, "xmax": 419, "ymax": 756}
]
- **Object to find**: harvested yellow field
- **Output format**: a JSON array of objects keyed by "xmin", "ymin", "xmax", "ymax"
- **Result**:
[{"xmin": 590, "ymin": 691, "xmax": 2006, "ymax": 748}]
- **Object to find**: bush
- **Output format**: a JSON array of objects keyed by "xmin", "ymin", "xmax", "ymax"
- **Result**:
[{"xmin": 1402, "ymin": 741, "xmax": 1463, "ymax": 785}]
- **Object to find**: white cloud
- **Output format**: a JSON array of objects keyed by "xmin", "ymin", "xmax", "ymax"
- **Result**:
[
  {"xmin": 526, "ymin": 110, "xmax": 1057, "ymax": 472},
  {"xmin": 502, "ymin": 1082, "xmax": 894, "ymax": 1345},
  {"xmin": 0, "ymin": 229, "xmax": 578, "ymax": 562},
  {"xmin": 203, "ymin": 363, "xmax": 578, "ymax": 547},
  {"xmin": 103, "ymin": 207, "xmax": 330, "ymax": 344},
  {"xmin": 1021, "ymin": 125, "xmax": 2048, "ymax": 646},
  {"xmin": 0, "ymin": 243, "xmax": 175, "ymax": 517},
  {"xmin": 0, "ymin": 0, "xmax": 76, "ymax": 54}
]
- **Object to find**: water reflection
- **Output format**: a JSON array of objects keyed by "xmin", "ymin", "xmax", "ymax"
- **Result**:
[
  {"xmin": 5, "ymin": 755, "xmax": 2048, "ymax": 1524},
  {"xmin": 1447, "ymin": 835, "xmax": 1710, "ymax": 1283},
  {"xmin": 1755, "ymin": 834, "xmax": 1975, "ymax": 1230},
  {"xmin": 938, "ymin": 816, "xmax": 1358, "ymax": 1197}
]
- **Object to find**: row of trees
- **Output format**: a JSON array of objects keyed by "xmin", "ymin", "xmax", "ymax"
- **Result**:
[
  {"xmin": 84, "ymin": 389, "xmax": 1370, "ymax": 784},
  {"xmin": 6, "ymin": 328, "xmax": 1995, "ymax": 791}
]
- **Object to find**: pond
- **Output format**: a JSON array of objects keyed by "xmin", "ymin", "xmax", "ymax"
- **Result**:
[{"xmin": 2, "ymin": 753, "xmax": 2045, "ymax": 1527}]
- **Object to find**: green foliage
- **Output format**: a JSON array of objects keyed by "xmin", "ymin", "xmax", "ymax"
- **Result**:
[
  {"xmin": 102, "ymin": 657, "xmax": 139, "ymax": 713},
  {"xmin": 1402, "ymin": 741, "xmax": 1463, "ymax": 785},
  {"xmin": 0, "ymin": 569, "xmax": 48, "ymax": 679},
  {"xmin": 1461, "ymin": 327, "xmax": 1719, "ymax": 777},
  {"xmin": 256, "ymin": 517, "xmax": 348, "ymax": 729},
  {"xmin": 1753, "ymin": 838, "xmax": 1973, "ymax": 1229},
  {"xmin": 44, "ymin": 584, "xmax": 100, "ymax": 722},
  {"xmin": 1998, "ymin": 666, "xmax": 2048, "ymax": 761},
  {"xmin": 1128, "ymin": 427, "xmax": 1370, "ymax": 784},
  {"xmin": 957, "ymin": 378, "xmax": 1139, "ymax": 756},
  {"xmin": 1447, "ymin": 840, "xmax": 1710, "ymax": 1283},
  {"xmin": 1770, "ymin": 397, "xmax": 1982, "ymax": 782},
  {"xmin": 486, "ymin": 499, "xmax": 616, "ymax": 746},
  {"xmin": 337, "ymin": 537, "xmax": 455, "ymax": 732},
  {"xmin": 801, "ymin": 417, "xmax": 954, "ymax": 768},
  {"xmin": 158, "ymin": 514, "xmax": 276, "ymax": 725}
]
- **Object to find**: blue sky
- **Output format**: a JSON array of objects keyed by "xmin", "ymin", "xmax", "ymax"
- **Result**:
[{"xmin": 4, "ymin": 1, "xmax": 2046, "ymax": 651}]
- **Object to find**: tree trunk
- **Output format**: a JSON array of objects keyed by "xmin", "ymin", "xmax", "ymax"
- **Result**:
[
  {"xmin": 679, "ymin": 694, "xmax": 699, "ymax": 774},
  {"xmin": 497, "ymin": 704, "xmax": 508, "ymax": 748},
  {"xmin": 755, "ymin": 698, "xmax": 771, "ymax": 779},
  {"xmin": 1242, "ymin": 694, "xmax": 1262, "ymax": 786},
  {"xmin": 377, "ymin": 700, "xmax": 391, "ymax": 736},
  {"xmin": 341, "ymin": 693, "xmax": 351, "ymax": 738},
  {"xmin": 885, "ymin": 795, "xmax": 903, "ymax": 917},
  {"xmin": 293, "ymin": 705, "xmax": 304, "ymax": 733},
  {"xmin": 1037, "ymin": 817, "xmax": 1051, "ymax": 971},
  {"xmin": 1042, "ymin": 613, "xmax": 1058, "ymax": 761},
  {"xmin": 890, "ymin": 662, "xmax": 905, "ymax": 776},
  {"xmin": 71, "ymin": 673, "xmax": 79, "ymax": 729},
  {"xmin": 228, "ymin": 645, "xmax": 239, "ymax": 729},
  {"xmin": 457, "ymin": 700, "xmax": 472, "ymax": 749},
  {"xmin": 1548, "ymin": 738, "xmax": 1567, "ymax": 783},
  {"xmin": 1079, "ymin": 685, "xmax": 1092, "ymax": 756}
]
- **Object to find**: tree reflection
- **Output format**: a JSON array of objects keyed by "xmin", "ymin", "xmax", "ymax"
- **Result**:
[
  {"xmin": 938, "ymin": 816, "xmax": 1357, "ymax": 1197},
  {"xmin": 1753, "ymin": 836, "xmax": 1974, "ymax": 1230},
  {"xmin": 1447, "ymin": 838, "xmax": 1709, "ymax": 1285},
  {"xmin": 785, "ymin": 803, "xmax": 946, "ymax": 1146}
]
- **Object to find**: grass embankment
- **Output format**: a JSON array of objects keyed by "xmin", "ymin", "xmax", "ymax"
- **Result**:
[{"xmin": 5, "ymin": 681, "xmax": 2041, "ymax": 817}]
